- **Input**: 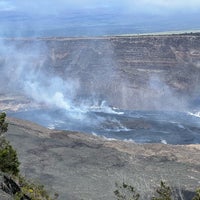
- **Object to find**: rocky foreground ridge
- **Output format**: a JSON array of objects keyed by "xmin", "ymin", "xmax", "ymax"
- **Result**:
[{"xmin": 0, "ymin": 117, "xmax": 198, "ymax": 200}]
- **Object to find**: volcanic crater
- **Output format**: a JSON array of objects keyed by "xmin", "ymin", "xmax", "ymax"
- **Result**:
[{"xmin": 1, "ymin": 33, "xmax": 200, "ymax": 199}]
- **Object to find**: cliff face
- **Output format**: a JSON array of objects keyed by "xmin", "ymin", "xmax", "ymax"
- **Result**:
[
  {"xmin": 1, "ymin": 34, "xmax": 200, "ymax": 110},
  {"xmin": 44, "ymin": 34, "xmax": 200, "ymax": 110}
]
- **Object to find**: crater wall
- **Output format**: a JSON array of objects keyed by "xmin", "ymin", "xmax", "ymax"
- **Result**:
[{"xmin": 1, "ymin": 34, "xmax": 200, "ymax": 110}]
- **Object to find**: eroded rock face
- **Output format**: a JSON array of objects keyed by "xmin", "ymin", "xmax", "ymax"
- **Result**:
[
  {"xmin": 32, "ymin": 35, "xmax": 200, "ymax": 110},
  {"xmin": 1, "ymin": 34, "xmax": 200, "ymax": 111}
]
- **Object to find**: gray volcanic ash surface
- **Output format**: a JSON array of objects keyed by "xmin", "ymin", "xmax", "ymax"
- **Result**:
[
  {"xmin": 3, "ymin": 112, "xmax": 200, "ymax": 199},
  {"xmin": 5, "ymin": 117, "xmax": 200, "ymax": 200}
]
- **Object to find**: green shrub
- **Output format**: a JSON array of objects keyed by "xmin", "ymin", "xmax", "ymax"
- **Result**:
[
  {"xmin": 14, "ymin": 176, "xmax": 53, "ymax": 200},
  {"xmin": 0, "ymin": 112, "xmax": 19, "ymax": 175},
  {"xmin": 193, "ymin": 188, "xmax": 200, "ymax": 200},
  {"xmin": 0, "ymin": 138, "xmax": 20, "ymax": 176},
  {"xmin": 0, "ymin": 112, "xmax": 8, "ymax": 135},
  {"xmin": 114, "ymin": 181, "xmax": 174, "ymax": 200},
  {"xmin": 151, "ymin": 181, "xmax": 172, "ymax": 200},
  {"xmin": 114, "ymin": 182, "xmax": 140, "ymax": 200}
]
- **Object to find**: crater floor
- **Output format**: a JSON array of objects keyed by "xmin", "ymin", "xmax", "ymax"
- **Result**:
[{"xmin": 4, "ymin": 117, "xmax": 200, "ymax": 200}]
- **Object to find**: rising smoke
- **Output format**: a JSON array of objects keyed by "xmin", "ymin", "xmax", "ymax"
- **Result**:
[
  {"xmin": 0, "ymin": 40, "xmax": 79, "ymax": 112},
  {"xmin": 0, "ymin": 37, "xmax": 192, "ymax": 114},
  {"xmin": 0, "ymin": 38, "xmax": 123, "ymax": 118}
]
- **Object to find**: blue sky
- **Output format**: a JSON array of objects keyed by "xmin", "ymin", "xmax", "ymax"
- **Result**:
[
  {"xmin": 0, "ymin": 0, "xmax": 199, "ymax": 36},
  {"xmin": 0, "ymin": 0, "xmax": 200, "ymax": 14}
]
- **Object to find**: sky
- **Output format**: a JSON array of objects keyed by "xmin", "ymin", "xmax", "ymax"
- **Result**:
[
  {"xmin": 0, "ymin": 0, "xmax": 199, "ymax": 36},
  {"xmin": 0, "ymin": 0, "xmax": 200, "ymax": 14}
]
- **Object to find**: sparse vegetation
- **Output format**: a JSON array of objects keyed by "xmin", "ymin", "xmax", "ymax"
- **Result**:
[
  {"xmin": 0, "ymin": 112, "xmax": 8, "ymax": 136},
  {"xmin": 0, "ymin": 138, "xmax": 20, "ymax": 175},
  {"xmin": 151, "ymin": 181, "xmax": 172, "ymax": 200},
  {"xmin": 114, "ymin": 182, "xmax": 140, "ymax": 200},
  {"xmin": 0, "ymin": 112, "xmax": 19, "ymax": 175},
  {"xmin": 114, "ymin": 181, "xmax": 200, "ymax": 200},
  {"xmin": 14, "ymin": 176, "xmax": 53, "ymax": 200},
  {"xmin": 193, "ymin": 188, "xmax": 200, "ymax": 200}
]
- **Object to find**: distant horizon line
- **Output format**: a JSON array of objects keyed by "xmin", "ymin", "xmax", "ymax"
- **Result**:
[{"xmin": 0, "ymin": 29, "xmax": 200, "ymax": 40}]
